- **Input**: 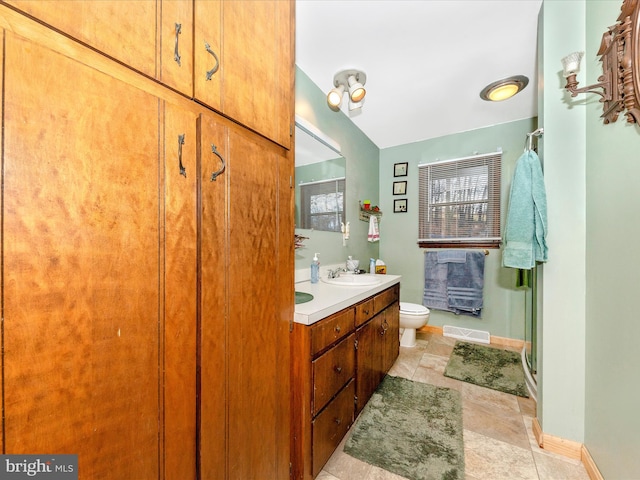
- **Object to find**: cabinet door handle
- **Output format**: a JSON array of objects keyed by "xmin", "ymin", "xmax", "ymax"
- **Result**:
[
  {"xmin": 334, "ymin": 366, "xmax": 342, "ymax": 374},
  {"xmin": 334, "ymin": 325, "xmax": 341, "ymax": 334},
  {"xmin": 178, "ymin": 133, "xmax": 186, "ymax": 177},
  {"xmin": 174, "ymin": 23, "xmax": 182, "ymax": 66},
  {"xmin": 209, "ymin": 144, "xmax": 226, "ymax": 181},
  {"xmin": 363, "ymin": 309, "xmax": 370, "ymax": 315},
  {"xmin": 204, "ymin": 42, "xmax": 220, "ymax": 80},
  {"xmin": 334, "ymin": 418, "xmax": 342, "ymax": 425}
]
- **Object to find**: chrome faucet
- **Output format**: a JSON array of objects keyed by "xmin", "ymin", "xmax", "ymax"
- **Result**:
[{"xmin": 327, "ymin": 267, "xmax": 347, "ymax": 279}]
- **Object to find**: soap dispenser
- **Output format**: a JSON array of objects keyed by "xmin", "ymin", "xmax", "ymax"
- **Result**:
[
  {"xmin": 311, "ymin": 253, "xmax": 320, "ymax": 284},
  {"xmin": 370, "ymin": 258, "xmax": 376, "ymax": 274}
]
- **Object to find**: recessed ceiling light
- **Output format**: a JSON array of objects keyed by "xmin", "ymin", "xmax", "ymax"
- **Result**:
[{"xmin": 480, "ymin": 75, "xmax": 529, "ymax": 102}]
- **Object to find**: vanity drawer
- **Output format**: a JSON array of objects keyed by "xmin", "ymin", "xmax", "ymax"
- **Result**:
[
  {"xmin": 310, "ymin": 308, "xmax": 355, "ymax": 356},
  {"xmin": 355, "ymin": 298, "xmax": 375, "ymax": 327},
  {"xmin": 312, "ymin": 380, "xmax": 355, "ymax": 478},
  {"xmin": 373, "ymin": 283, "xmax": 399, "ymax": 315},
  {"xmin": 312, "ymin": 333, "xmax": 355, "ymax": 416}
]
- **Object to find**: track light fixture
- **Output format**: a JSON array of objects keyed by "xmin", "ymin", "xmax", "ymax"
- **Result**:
[{"xmin": 327, "ymin": 69, "xmax": 367, "ymax": 111}]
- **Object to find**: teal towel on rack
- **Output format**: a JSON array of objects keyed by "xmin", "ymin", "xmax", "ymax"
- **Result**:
[{"xmin": 503, "ymin": 150, "xmax": 548, "ymax": 269}]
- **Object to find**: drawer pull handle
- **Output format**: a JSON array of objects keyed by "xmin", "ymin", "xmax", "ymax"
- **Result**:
[
  {"xmin": 364, "ymin": 309, "xmax": 370, "ymax": 315},
  {"xmin": 174, "ymin": 23, "xmax": 182, "ymax": 66},
  {"xmin": 334, "ymin": 366, "xmax": 342, "ymax": 374},
  {"xmin": 209, "ymin": 144, "xmax": 226, "ymax": 181},
  {"xmin": 178, "ymin": 133, "xmax": 186, "ymax": 177},
  {"xmin": 204, "ymin": 42, "xmax": 220, "ymax": 80},
  {"xmin": 334, "ymin": 325, "xmax": 341, "ymax": 333},
  {"xmin": 334, "ymin": 418, "xmax": 342, "ymax": 425}
]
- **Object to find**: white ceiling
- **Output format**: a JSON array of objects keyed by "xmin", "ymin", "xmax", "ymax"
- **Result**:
[{"xmin": 295, "ymin": 0, "xmax": 543, "ymax": 150}]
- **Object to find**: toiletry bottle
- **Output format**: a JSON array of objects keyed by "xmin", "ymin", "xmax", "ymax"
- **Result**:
[
  {"xmin": 311, "ymin": 253, "xmax": 320, "ymax": 284},
  {"xmin": 370, "ymin": 258, "xmax": 376, "ymax": 274}
]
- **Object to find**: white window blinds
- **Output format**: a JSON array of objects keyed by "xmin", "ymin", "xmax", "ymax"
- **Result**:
[{"xmin": 418, "ymin": 152, "xmax": 501, "ymax": 247}]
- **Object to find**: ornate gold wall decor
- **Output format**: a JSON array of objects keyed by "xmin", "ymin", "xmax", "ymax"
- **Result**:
[{"xmin": 562, "ymin": 0, "xmax": 640, "ymax": 124}]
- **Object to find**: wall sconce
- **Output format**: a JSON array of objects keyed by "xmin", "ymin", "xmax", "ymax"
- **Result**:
[
  {"xmin": 327, "ymin": 69, "xmax": 367, "ymax": 111},
  {"xmin": 561, "ymin": 0, "xmax": 640, "ymax": 124},
  {"xmin": 480, "ymin": 75, "xmax": 529, "ymax": 101}
]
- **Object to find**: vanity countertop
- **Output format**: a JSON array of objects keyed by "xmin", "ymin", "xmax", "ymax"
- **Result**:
[{"xmin": 294, "ymin": 274, "xmax": 401, "ymax": 326}]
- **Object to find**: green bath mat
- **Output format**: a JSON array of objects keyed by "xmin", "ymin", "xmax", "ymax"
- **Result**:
[
  {"xmin": 344, "ymin": 375, "xmax": 464, "ymax": 480},
  {"xmin": 444, "ymin": 341, "xmax": 529, "ymax": 397}
]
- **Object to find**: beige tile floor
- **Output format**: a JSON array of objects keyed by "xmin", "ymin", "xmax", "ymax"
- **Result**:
[{"xmin": 317, "ymin": 331, "xmax": 590, "ymax": 480}]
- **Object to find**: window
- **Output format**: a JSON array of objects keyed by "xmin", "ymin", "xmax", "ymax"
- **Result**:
[
  {"xmin": 299, "ymin": 178, "xmax": 345, "ymax": 232},
  {"xmin": 418, "ymin": 152, "xmax": 501, "ymax": 248}
]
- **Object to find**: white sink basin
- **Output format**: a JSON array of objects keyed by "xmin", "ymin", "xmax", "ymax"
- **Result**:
[{"xmin": 321, "ymin": 274, "xmax": 382, "ymax": 286}]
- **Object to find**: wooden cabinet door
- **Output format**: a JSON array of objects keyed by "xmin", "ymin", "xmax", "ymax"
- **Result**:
[
  {"xmin": 382, "ymin": 303, "xmax": 400, "ymax": 374},
  {"xmin": 3, "ymin": 32, "xmax": 162, "ymax": 478},
  {"xmin": 163, "ymin": 101, "xmax": 199, "ymax": 479},
  {"xmin": 160, "ymin": 0, "xmax": 194, "ymax": 94},
  {"xmin": 5, "ymin": 0, "xmax": 157, "ymax": 78},
  {"xmin": 355, "ymin": 316, "xmax": 384, "ymax": 416},
  {"xmin": 193, "ymin": 0, "xmax": 223, "ymax": 113},
  {"xmin": 226, "ymin": 127, "xmax": 291, "ymax": 479},
  {"xmin": 198, "ymin": 113, "xmax": 228, "ymax": 480},
  {"xmin": 222, "ymin": 0, "xmax": 292, "ymax": 148},
  {"xmin": 194, "ymin": 0, "xmax": 293, "ymax": 149}
]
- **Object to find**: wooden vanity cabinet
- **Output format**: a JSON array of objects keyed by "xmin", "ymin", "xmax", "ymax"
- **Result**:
[
  {"xmin": 292, "ymin": 284, "xmax": 400, "ymax": 480},
  {"xmin": 355, "ymin": 284, "xmax": 400, "ymax": 415}
]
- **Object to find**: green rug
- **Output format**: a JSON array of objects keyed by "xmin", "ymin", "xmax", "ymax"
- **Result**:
[
  {"xmin": 444, "ymin": 341, "xmax": 529, "ymax": 398},
  {"xmin": 344, "ymin": 375, "xmax": 464, "ymax": 480}
]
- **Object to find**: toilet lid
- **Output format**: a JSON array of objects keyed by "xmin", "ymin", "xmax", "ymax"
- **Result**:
[{"xmin": 400, "ymin": 302, "xmax": 429, "ymax": 315}]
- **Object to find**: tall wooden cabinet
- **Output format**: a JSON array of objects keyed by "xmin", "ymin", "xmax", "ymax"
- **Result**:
[
  {"xmin": 0, "ymin": 1, "xmax": 293, "ymax": 478},
  {"xmin": 3, "ymin": 33, "xmax": 169, "ymax": 477}
]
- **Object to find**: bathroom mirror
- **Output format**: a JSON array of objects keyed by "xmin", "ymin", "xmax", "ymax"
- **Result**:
[{"xmin": 295, "ymin": 120, "xmax": 345, "ymax": 233}]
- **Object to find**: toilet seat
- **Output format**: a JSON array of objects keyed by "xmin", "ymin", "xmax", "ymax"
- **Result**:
[{"xmin": 400, "ymin": 302, "xmax": 429, "ymax": 316}]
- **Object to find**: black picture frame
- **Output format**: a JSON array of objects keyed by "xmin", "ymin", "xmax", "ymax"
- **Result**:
[
  {"xmin": 393, "ymin": 162, "xmax": 408, "ymax": 177},
  {"xmin": 393, "ymin": 181, "xmax": 407, "ymax": 195},
  {"xmin": 394, "ymin": 199, "xmax": 408, "ymax": 213}
]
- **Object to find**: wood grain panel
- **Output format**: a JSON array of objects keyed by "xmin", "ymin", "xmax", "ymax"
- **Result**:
[
  {"xmin": 310, "ymin": 308, "xmax": 355, "ymax": 356},
  {"xmin": 163, "ymin": 101, "xmax": 198, "ymax": 480},
  {"xmin": 226, "ymin": 128, "xmax": 289, "ymax": 479},
  {"xmin": 312, "ymin": 334, "xmax": 355, "ymax": 416},
  {"xmin": 5, "ymin": 0, "xmax": 157, "ymax": 78},
  {"xmin": 223, "ymin": 0, "xmax": 291, "ymax": 148},
  {"xmin": 0, "ymin": 29, "xmax": 4, "ymax": 456},
  {"xmin": 198, "ymin": 113, "xmax": 228, "ymax": 480},
  {"xmin": 355, "ymin": 316, "xmax": 384, "ymax": 416},
  {"xmin": 193, "ymin": 0, "xmax": 222, "ymax": 113},
  {"xmin": 311, "ymin": 380, "xmax": 355, "ymax": 478},
  {"xmin": 3, "ymin": 33, "xmax": 160, "ymax": 478},
  {"xmin": 160, "ymin": 0, "xmax": 193, "ymax": 95},
  {"xmin": 275, "ymin": 139, "xmax": 295, "ymax": 480}
]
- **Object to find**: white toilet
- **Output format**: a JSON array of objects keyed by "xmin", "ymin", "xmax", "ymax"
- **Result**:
[{"xmin": 399, "ymin": 302, "xmax": 430, "ymax": 347}]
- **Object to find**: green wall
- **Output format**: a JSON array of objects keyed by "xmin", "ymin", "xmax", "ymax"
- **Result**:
[
  {"xmin": 538, "ymin": 0, "xmax": 587, "ymax": 444},
  {"xmin": 583, "ymin": 1, "xmax": 640, "ymax": 476},
  {"xmin": 541, "ymin": 1, "xmax": 640, "ymax": 476},
  {"xmin": 378, "ymin": 118, "xmax": 536, "ymax": 339},
  {"xmin": 295, "ymin": 68, "xmax": 380, "ymax": 274}
]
